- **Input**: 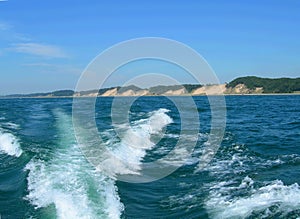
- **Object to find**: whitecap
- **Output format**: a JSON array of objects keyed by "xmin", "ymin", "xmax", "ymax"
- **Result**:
[
  {"xmin": 0, "ymin": 129, "xmax": 22, "ymax": 157},
  {"xmin": 206, "ymin": 177, "xmax": 300, "ymax": 218},
  {"xmin": 100, "ymin": 108, "xmax": 173, "ymax": 176}
]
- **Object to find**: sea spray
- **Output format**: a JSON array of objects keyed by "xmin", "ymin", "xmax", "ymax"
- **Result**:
[
  {"xmin": 25, "ymin": 108, "xmax": 173, "ymax": 218},
  {"xmin": 202, "ymin": 137, "xmax": 300, "ymax": 218},
  {"xmin": 99, "ymin": 108, "xmax": 173, "ymax": 176},
  {"xmin": 206, "ymin": 177, "xmax": 300, "ymax": 219},
  {"xmin": 25, "ymin": 110, "xmax": 124, "ymax": 219},
  {"xmin": 0, "ymin": 129, "xmax": 23, "ymax": 157}
]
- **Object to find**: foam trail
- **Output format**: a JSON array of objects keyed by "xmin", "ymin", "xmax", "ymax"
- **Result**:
[
  {"xmin": 25, "ymin": 159, "xmax": 123, "ymax": 219},
  {"xmin": 102, "ymin": 108, "xmax": 173, "ymax": 175},
  {"xmin": 0, "ymin": 129, "xmax": 22, "ymax": 157},
  {"xmin": 25, "ymin": 110, "xmax": 123, "ymax": 219},
  {"xmin": 25, "ymin": 108, "xmax": 172, "ymax": 218},
  {"xmin": 201, "ymin": 139, "xmax": 300, "ymax": 218},
  {"xmin": 206, "ymin": 177, "xmax": 300, "ymax": 218}
]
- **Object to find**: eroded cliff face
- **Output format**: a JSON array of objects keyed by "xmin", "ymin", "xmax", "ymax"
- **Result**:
[
  {"xmin": 224, "ymin": 84, "xmax": 263, "ymax": 94},
  {"xmin": 5, "ymin": 76, "xmax": 299, "ymax": 98},
  {"xmin": 117, "ymin": 89, "xmax": 149, "ymax": 96},
  {"xmin": 73, "ymin": 84, "xmax": 265, "ymax": 97},
  {"xmin": 192, "ymin": 84, "xmax": 227, "ymax": 95}
]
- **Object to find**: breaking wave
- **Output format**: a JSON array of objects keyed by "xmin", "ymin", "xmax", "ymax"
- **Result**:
[
  {"xmin": 98, "ymin": 108, "xmax": 173, "ymax": 176},
  {"xmin": 0, "ymin": 128, "xmax": 22, "ymax": 157},
  {"xmin": 203, "ymin": 135, "xmax": 300, "ymax": 218},
  {"xmin": 206, "ymin": 176, "xmax": 300, "ymax": 218}
]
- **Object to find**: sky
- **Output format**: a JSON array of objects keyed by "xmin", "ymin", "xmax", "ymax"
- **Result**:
[{"xmin": 0, "ymin": 0, "xmax": 299, "ymax": 94}]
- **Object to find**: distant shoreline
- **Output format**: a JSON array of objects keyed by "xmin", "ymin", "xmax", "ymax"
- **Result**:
[
  {"xmin": 1, "ymin": 76, "xmax": 299, "ymax": 98},
  {"xmin": 1, "ymin": 93, "xmax": 300, "ymax": 99}
]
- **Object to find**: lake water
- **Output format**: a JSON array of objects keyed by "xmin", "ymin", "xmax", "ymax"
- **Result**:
[{"xmin": 0, "ymin": 95, "xmax": 299, "ymax": 218}]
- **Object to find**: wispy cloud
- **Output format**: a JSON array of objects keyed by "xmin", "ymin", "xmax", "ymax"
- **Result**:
[
  {"xmin": 22, "ymin": 62, "xmax": 82, "ymax": 75},
  {"xmin": 10, "ymin": 43, "xmax": 68, "ymax": 58},
  {"xmin": 1, "ymin": 21, "xmax": 61, "ymax": 59},
  {"xmin": 0, "ymin": 21, "xmax": 12, "ymax": 31},
  {"xmin": 22, "ymin": 62, "xmax": 54, "ymax": 67},
  {"xmin": 13, "ymin": 33, "xmax": 31, "ymax": 41}
]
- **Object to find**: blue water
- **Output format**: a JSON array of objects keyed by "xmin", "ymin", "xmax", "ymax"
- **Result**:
[{"xmin": 0, "ymin": 95, "xmax": 299, "ymax": 218}]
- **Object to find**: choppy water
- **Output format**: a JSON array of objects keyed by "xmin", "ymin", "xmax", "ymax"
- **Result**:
[{"xmin": 0, "ymin": 95, "xmax": 299, "ymax": 218}]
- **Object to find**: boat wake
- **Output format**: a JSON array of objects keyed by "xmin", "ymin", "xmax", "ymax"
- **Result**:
[
  {"xmin": 25, "ymin": 108, "xmax": 172, "ymax": 219},
  {"xmin": 25, "ymin": 110, "xmax": 123, "ymax": 219},
  {"xmin": 203, "ymin": 140, "xmax": 300, "ymax": 218},
  {"xmin": 100, "ymin": 108, "xmax": 173, "ymax": 176},
  {"xmin": 0, "ymin": 127, "xmax": 22, "ymax": 157},
  {"xmin": 206, "ymin": 176, "xmax": 300, "ymax": 218}
]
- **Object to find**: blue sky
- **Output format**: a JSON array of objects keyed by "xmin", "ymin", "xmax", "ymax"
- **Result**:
[{"xmin": 0, "ymin": 0, "xmax": 299, "ymax": 94}]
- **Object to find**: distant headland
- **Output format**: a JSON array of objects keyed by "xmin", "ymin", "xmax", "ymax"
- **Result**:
[{"xmin": 2, "ymin": 76, "xmax": 300, "ymax": 98}]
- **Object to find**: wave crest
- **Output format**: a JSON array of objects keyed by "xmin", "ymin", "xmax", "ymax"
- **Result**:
[
  {"xmin": 0, "ymin": 129, "xmax": 22, "ymax": 157},
  {"xmin": 206, "ymin": 177, "xmax": 300, "ymax": 218}
]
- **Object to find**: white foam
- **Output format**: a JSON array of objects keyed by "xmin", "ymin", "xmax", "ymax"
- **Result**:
[
  {"xmin": 105, "ymin": 108, "xmax": 173, "ymax": 175},
  {"xmin": 25, "ymin": 108, "xmax": 173, "ymax": 218},
  {"xmin": 0, "ymin": 129, "xmax": 22, "ymax": 157},
  {"xmin": 201, "ymin": 143, "xmax": 286, "ymax": 177},
  {"xmin": 25, "ymin": 110, "xmax": 124, "ymax": 219},
  {"xmin": 201, "ymin": 140, "xmax": 300, "ymax": 218},
  {"xmin": 25, "ymin": 159, "xmax": 119, "ymax": 219},
  {"xmin": 206, "ymin": 177, "xmax": 300, "ymax": 218}
]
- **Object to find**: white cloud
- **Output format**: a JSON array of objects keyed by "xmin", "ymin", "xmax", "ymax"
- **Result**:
[{"xmin": 11, "ymin": 43, "xmax": 68, "ymax": 58}]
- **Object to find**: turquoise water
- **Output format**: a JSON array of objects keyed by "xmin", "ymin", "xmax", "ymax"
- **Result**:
[{"xmin": 0, "ymin": 96, "xmax": 299, "ymax": 218}]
